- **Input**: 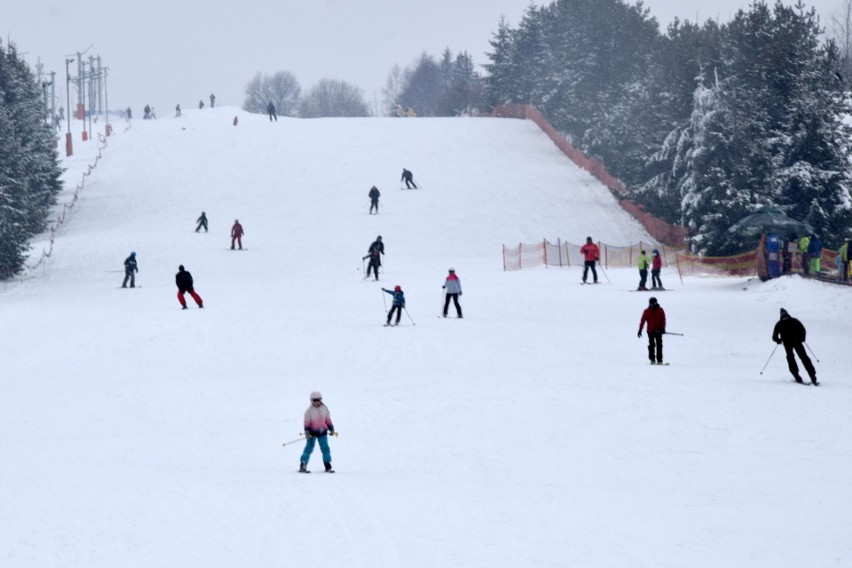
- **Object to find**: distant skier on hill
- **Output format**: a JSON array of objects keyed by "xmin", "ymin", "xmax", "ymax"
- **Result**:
[
  {"xmin": 299, "ymin": 391, "xmax": 335, "ymax": 473},
  {"xmin": 401, "ymin": 168, "xmax": 417, "ymax": 189},
  {"xmin": 175, "ymin": 104, "xmax": 182, "ymax": 117},
  {"xmin": 267, "ymin": 101, "xmax": 277, "ymax": 121},
  {"xmin": 364, "ymin": 235, "xmax": 384, "ymax": 280},
  {"xmin": 651, "ymin": 249, "xmax": 664, "ymax": 290},
  {"xmin": 121, "ymin": 251, "xmax": 138, "ymax": 288},
  {"xmin": 368, "ymin": 185, "xmax": 381, "ymax": 214},
  {"xmin": 199, "ymin": 99, "xmax": 205, "ymax": 110},
  {"xmin": 382, "ymin": 285, "xmax": 405, "ymax": 326},
  {"xmin": 772, "ymin": 308, "xmax": 818, "ymax": 385},
  {"xmin": 442, "ymin": 268, "xmax": 463, "ymax": 318},
  {"xmin": 579, "ymin": 237, "xmax": 599, "ymax": 284},
  {"xmin": 230, "ymin": 219, "xmax": 244, "ymax": 250},
  {"xmin": 638, "ymin": 296, "xmax": 666, "ymax": 365},
  {"xmin": 210, "ymin": 93, "xmax": 216, "ymax": 108},
  {"xmin": 195, "ymin": 211, "xmax": 208, "ymax": 233},
  {"xmin": 637, "ymin": 250, "xmax": 652, "ymax": 291},
  {"xmin": 175, "ymin": 265, "xmax": 204, "ymax": 310}
]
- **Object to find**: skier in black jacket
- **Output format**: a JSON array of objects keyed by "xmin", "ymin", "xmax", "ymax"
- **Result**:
[
  {"xmin": 175, "ymin": 265, "xmax": 204, "ymax": 309},
  {"xmin": 122, "ymin": 252, "xmax": 138, "ymax": 288},
  {"xmin": 401, "ymin": 168, "xmax": 417, "ymax": 189},
  {"xmin": 368, "ymin": 186, "xmax": 381, "ymax": 214},
  {"xmin": 364, "ymin": 236, "xmax": 384, "ymax": 280},
  {"xmin": 772, "ymin": 308, "xmax": 818, "ymax": 385},
  {"xmin": 195, "ymin": 211, "xmax": 208, "ymax": 232}
]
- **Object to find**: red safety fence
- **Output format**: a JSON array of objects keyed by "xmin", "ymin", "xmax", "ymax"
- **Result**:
[{"xmin": 483, "ymin": 104, "xmax": 688, "ymax": 247}]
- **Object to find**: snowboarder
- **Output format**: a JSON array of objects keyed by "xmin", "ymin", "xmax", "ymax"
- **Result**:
[
  {"xmin": 772, "ymin": 308, "xmax": 818, "ymax": 385},
  {"xmin": 637, "ymin": 249, "xmax": 652, "ymax": 290},
  {"xmin": 299, "ymin": 391, "xmax": 335, "ymax": 473},
  {"xmin": 442, "ymin": 268, "xmax": 463, "ymax": 318},
  {"xmin": 638, "ymin": 296, "xmax": 666, "ymax": 364},
  {"xmin": 195, "ymin": 211, "xmax": 208, "ymax": 233},
  {"xmin": 401, "ymin": 168, "xmax": 417, "ymax": 189},
  {"xmin": 382, "ymin": 285, "xmax": 405, "ymax": 326},
  {"xmin": 209, "ymin": 93, "xmax": 216, "ymax": 108},
  {"xmin": 175, "ymin": 265, "xmax": 204, "ymax": 309},
  {"xmin": 651, "ymin": 248, "xmax": 664, "ymax": 290},
  {"xmin": 230, "ymin": 219, "xmax": 244, "ymax": 250},
  {"xmin": 579, "ymin": 237, "xmax": 599, "ymax": 283},
  {"xmin": 121, "ymin": 251, "xmax": 138, "ymax": 288},
  {"xmin": 368, "ymin": 185, "xmax": 381, "ymax": 214},
  {"xmin": 364, "ymin": 235, "xmax": 384, "ymax": 280},
  {"xmin": 267, "ymin": 101, "xmax": 277, "ymax": 121}
]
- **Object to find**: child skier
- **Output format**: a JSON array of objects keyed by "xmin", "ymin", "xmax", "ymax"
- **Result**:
[
  {"xmin": 382, "ymin": 285, "xmax": 405, "ymax": 326},
  {"xmin": 300, "ymin": 391, "xmax": 336, "ymax": 473}
]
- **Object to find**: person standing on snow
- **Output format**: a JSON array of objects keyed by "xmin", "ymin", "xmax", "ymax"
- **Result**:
[
  {"xmin": 401, "ymin": 168, "xmax": 417, "ymax": 189},
  {"xmin": 638, "ymin": 296, "xmax": 666, "ymax": 364},
  {"xmin": 637, "ymin": 249, "xmax": 652, "ymax": 291},
  {"xmin": 651, "ymin": 248, "xmax": 664, "ymax": 290},
  {"xmin": 368, "ymin": 185, "xmax": 381, "ymax": 215},
  {"xmin": 442, "ymin": 268, "xmax": 463, "ymax": 318},
  {"xmin": 122, "ymin": 251, "xmax": 138, "ymax": 288},
  {"xmin": 300, "ymin": 391, "xmax": 336, "ymax": 473},
  {"xmin": 364, "ymin": 235, "xmax": 384, "ymax": 280},
  {"xmin": 195, "ymin": 211, "xmax": 208, "ymax": 233},
  {"xmin": 267, "ymin": 101, "xmax": 277, "ymax": 121},
  {"xmin": 579, "ymin": 236, "xmax": 599, "ymax": 283},
  {"xmin": 807, "ymin": 235, "xmax": 822, "ymax": 274},
  {"xmin": 175, "ymin": 265, "xmax": 204, "ymax": 309},
  {"xmin": 230, "ymin": 219, "xmax": 244, "ymax": 250},
  {"xmin": 209, "ymin": 93, "xmax": 216, "ymax": 108},
  {"xmin": 382, "ymin": 285, "xmax": 406, "ymax": 326},
  {"xmin": 772, "ymin": 308, "xmax": 818, "ymax": 385}
]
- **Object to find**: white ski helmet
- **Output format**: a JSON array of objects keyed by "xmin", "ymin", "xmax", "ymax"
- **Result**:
[{"xmin": 310, "ymin": 391, "xmax": 322, "ymax": 401}]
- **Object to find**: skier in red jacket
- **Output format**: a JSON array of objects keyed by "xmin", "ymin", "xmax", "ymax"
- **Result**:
[
  {"xmin": 230, "ymin": 219, "xmax": 244, "ymax": 250},
  {"xmin": 638, "ymin": 296, "xmax": 666, "ymax": 364},
  {"xmin": 579, "ymin": 236, "xmax": 599, "ymax": 283}
]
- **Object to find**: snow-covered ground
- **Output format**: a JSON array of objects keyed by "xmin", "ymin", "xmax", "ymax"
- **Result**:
[{"xmin": 1, "ymin": 108, "xmax": 849, "ymax": 567}]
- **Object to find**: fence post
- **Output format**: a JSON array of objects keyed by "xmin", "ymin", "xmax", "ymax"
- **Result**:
[
  {"xmin": 543, "ymin": 239, "xmax": 548, "ymax": 268},
  {"xmin": 518, "ymin": 243, "xmax": 522, "ymax": 270}
]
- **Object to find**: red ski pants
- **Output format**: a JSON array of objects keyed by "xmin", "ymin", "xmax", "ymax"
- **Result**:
[{"xmin": 178, "ymin": 288, "xmax": 203, "ymax": 307}]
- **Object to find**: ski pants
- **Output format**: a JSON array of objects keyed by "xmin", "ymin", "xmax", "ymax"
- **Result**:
[
  {"xmin": 647, "ymin": 331, "xmax": 663, "ymax": 363},
  {"xmin": 801, "ymin": 253, "xmax": 810, "ymax": 274},
  {"xmin": 231, "ymin": 235, "xmax": 242, "ymax": 249},
  {"xmin": 178, "ymin": 288, "xmax": 203, "ymax": 307},
  {"xmin": 651, "ymin": 269, "xmax": 662, "ymax": 289},
  {"xmin": 809, "ymin": 257, "xmax": 821, "ymax": 274},
  {"xmin": 387, "ymin": 305, "xmax": 402, "ymax": 325},
  {"xmin": 301, "ymin": 434, "xmax": 331, "ymax": 465},
  {"xmin": 404, "ymin": 178, "xmax": 417, "ymax": 189},
  {"xmin": 122, "ymin": 268, "xmax": 135, "ymax": 287},
  {"xmin": 638, "ymin": 268, "xmax": 649, "ymax": 289},
  {"xmin": 196, "ymin": 220, "xmax": 207, "ymax": 232},
  {"xmin": 443, "ymin": 293, "xmax": 462, "ymax": 317},
  {"xmin": 368, "ymin": 261, "xmax": 380, "ymax": 280},
  {"xmin": 370, "ymin": 199, "xmax": 379, "ymax": 214},
  {"xmin": 582, "ymin": 261, "xmax": 597, "ymax": 283},
  {"xmin": 784, "ymin": 342, "xmax": 816, "ymax": 381}
]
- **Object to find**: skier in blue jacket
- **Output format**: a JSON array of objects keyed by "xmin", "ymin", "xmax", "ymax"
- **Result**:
[{"xmin": 382, "ymin": 285, "xmax": 405, "ymax": 326}]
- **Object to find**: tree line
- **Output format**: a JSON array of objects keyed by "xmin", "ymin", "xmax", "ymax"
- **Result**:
[
  {"xmin": 482, "ymin": 0, "xmax": 852, "ymax": 255},
  {"xmin": 0, "ymin": 42, "xmax": 64, "ymax": 279}
]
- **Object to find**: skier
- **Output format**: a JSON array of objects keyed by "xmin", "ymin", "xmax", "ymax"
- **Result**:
[
  {"xmin": 175, "ymin": 103, "xmax": 182, "ymax": 117},
  {"xmin": 143, "ymin": 104, "xmax": 151, "ymax": 120},
  {"xmin": 209, "ymin": 93, "xmax": 216, "ymax": 108},
  {"xmin": 195, "ymin": 211, "xmax": 208, "ymax": 233},
  {"xmin": 637, "ymin": 249, "xmax": 652, "ymax": 290},
  {"xmin": 299, "ymin": 391, "xmax": 335, "ymax": 473},
  {"xmin": 368, "ymin": 185, "xmax": 381, "ymax": 214},
  {"xmin": 199, "ymin": 99, "xmax": 205, "ymax": 110},
  {"xmin": 121, "ymin": 251, "xmax": 138, "ymax": 288},
  {"xmin": 175, "ymin": 265, "xmax": 204, "ymax": 310},
  {"xmin": 364, "ymin": 235, "xmax": 384, "ymax": 280},
  {"xmin": 382, "ymin": 285, "xmax": 405, "ymax": 326},
  {"xmin": 651, "ymin": 248, "xmax": 664, "ymax": 290},
  {"xmin": 230, "ymin": 219, "xmax": 244, "ymax": 250},
  {"xmin": 401, "ymin": 168, "xmax": 417, "ymax": 189},
  {"xmin": 807, "ymin": 234, "xmax": 822, "ymax": 274},
  {"xmin": 442, "ymin": 268, "xmax": 463, "ymax": 318},
  {"xmin": 579, "ymin": 236, "xmax": 599, "ymax": 283},
  {"xmin": 267, "ymin": 101, "xmax": 277, "ymax": 121},
  {"xmin": 638, "ymin": 296, "xmax": 666, "ymax": 364},
  {"xmin": 772, "ymin": 308, "xmax": 818, "ymax": 385}
]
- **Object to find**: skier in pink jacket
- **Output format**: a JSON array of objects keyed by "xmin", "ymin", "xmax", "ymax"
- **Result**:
[{"xmin": 300, "ymin": 391, "xmax": 336, "ymax": 473}]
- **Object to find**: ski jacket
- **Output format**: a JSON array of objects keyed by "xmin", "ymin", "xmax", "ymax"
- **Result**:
[
  {"xmin": 231, "ymin": 222, "xmax": 244, "ymax": 237},
  {"xmin": 798, "ymin": 236, "xmax": 810, "ymax": 253},
  {"xmin": 369, "ymin": 187, "xmax": 380, "ymax": 200},
  {"xmin": 175, "ymin": 269, "xmax": 194, "ymax": 292},
  {"xmin": 304, "ymin": 403, "xmax": 334, "ymax": 437},
  {"xmin": 772, "ymin": 316, "xmax": 806, "ymax": 345},
  {"xmin": 197, "ymin": 213, "xmax": 207, "ymax": 224},
  {"xmin": 443, "ymin": 273, "xmax": 462, "ymax": 294},
  {"xmin": 639, "ymin": 305, "xmax": 666, "ymax": 334},
  {"xmin": 807, "ymin": 237, "xmax": 822, "ymax": 255},
  {"xmin": 368, "ymin": 240, "xmax": 384, "ymax": 263},
  {"xmin": 124, "ymin": 255, "xmax": 138, "ymax": 273},
  {"xmin": 652, "ymin": 254, "xmax": 662, "ymax": 271},
  {"xmin": 637, "ymin": 253, "xmax": 652, "ymax": 270},
  {"xmin": 382, "ymin": 288, "xmax": 405, "ymax": 307},
  {"xmin": 840, "ymin": 242, "xmax": 849, "ymax": 262},
  {"xmin": 580, "ymin": 243, "xmax": 599, "ymax": 262},
  {"xmin": 401, "ymin": 169, "xmax": 414, "ymax": 182}
]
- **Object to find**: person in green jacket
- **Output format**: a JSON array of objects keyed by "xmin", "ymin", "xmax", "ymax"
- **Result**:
[
  {"xmin": 637, "ymin": 250, "xmax": 652, "ymax": 291},
  {"xmin": 798, "ymin": 235, "xmax": 811, "ymax": 275}
]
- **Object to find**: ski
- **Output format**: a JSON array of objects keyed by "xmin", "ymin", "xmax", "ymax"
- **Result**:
[
  {"xmin": 649, "ymin": 362, "xmax": 670, "ymax": 366},
  {"xmin": 298, "ymin": 469, "xmax": 312, "ymax": 474}
]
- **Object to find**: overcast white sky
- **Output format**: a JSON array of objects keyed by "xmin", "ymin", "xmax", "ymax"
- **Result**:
[{"xmin": 4, "ymin": 0, "xmax": 841, "ymax": 116}]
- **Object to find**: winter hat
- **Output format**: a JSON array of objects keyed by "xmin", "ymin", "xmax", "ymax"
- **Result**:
[
  {"xmin": 394, "ymin": 285, "xmax": 401, "ymax": 291},
  {"xmin": 653, "ymin": 248, "xmax": 659, "ymax": 255},
  {"xmin": 178, "ymin": 265, "xmax": 184, "ymax": 271},
  {"xmin": 448, "ymin": 267, "xmax": 455, "ymax": 272},
  {"xmin": 310, "ymin": 391, "xmax": 322, "ymax": 401},
  {"xmin": 130, "ymin": 251, "xmax": 136, "ymax": 256},
  {"xmin": 649, "ymin": 297, "xmax": 658, "ymax": 306},
  {"xmin": 641, "ymin": 250, "xmax": 646, "ymax": 255},
  {"xmin": 780, "ymin": 308, "xmax": 789, "ymax": 317}
]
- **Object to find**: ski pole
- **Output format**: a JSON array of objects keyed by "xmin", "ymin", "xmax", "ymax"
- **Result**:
[
  {"xmin": 663, "ymin": 331, "xmax": 684, "ymax": 336},
  {"xmin": 282, "ymin": 434, "xmax": 306, "ymax": 447},
  {"xmin": 759, "ymin": 344, "xmax": 779, "ymax": 375},
  {"xmin": 403, "ymin": 307, "xmax": 416, "ymax": 326},
  {"xmin": 597, "ymin": 260, "xmax": 611, "ymax": 283},
  {"xmin": 804, "ymin": 342, "xmax": 820, "ymax": 362},
  {"xmin": 381, "ymin": 289, "xmax": 387, "ymax": 311}
]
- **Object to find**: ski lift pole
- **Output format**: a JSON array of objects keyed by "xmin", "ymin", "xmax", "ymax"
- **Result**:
[{"xmin": 759, "ymin": 344, "xmax": 780, "ymax": 375}]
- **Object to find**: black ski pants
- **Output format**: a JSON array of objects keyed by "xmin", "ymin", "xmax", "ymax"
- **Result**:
[
  {"xmin": 638, "ymin": 268, "xmax": 649, "ymax": 289},
  {"xmin": 582, "ymin": 261, "xmax": 597, "ymax": 283},
  {"xmin": 368, "ymin": 261, "xmax": 380, "ymax": 280},
  {"xmin": 387, "ymin": 305, "xmax": 402, "ymax": 325},
  {"xmin": 370, "ymin": 199, "xmax": 379, "ymax": 214},
  {"xmin": 122, "ymin": 268, "xmax": 135, "ymax": 288},
  {"xmin": 196, "ymin": 220, "xmax": 208, "ymax": 232},
  {"xmin": 443, "ymin": 293, "xmax": 462, "ymax": 317},
  {"xmin": 784, "ymin": 342, "xmax": 816, "ymax": 381},
  {"xmin": 651, "ymin": 269, "xmax": 662, "ymax": 289},
  {"xmin": 647, "ymin": 331, "xmax": 663, "ymax": 363}
]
